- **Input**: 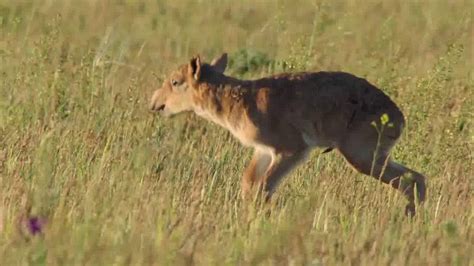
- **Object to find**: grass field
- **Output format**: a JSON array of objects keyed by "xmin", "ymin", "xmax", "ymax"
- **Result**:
[{"xmin": 0, "ymin": 0, "xmax": 473, "ymax": 265}]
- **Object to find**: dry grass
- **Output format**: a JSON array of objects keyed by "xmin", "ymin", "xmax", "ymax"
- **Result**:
[{"xmin": 0, "ymin": 0, "xmax": 473, "ymax": 265}]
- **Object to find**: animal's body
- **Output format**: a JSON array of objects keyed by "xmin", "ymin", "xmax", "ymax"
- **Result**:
[{"xmin": 150, "ymin": 53, "xmax": 426, "ymax": 215}]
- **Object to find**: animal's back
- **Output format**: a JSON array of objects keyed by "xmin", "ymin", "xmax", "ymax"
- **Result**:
[{"xmin": 245, "ymin": 71, "xmax": 405, "ymax": 147}]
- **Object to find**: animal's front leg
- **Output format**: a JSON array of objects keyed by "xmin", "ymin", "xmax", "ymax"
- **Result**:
[
  {"xmin": 241, "ymin": 149, "xmax": 272, "ymax": 200},
  {"xmin": 262, "ymin": 150, "xmax": 308, "ymax": 201}
]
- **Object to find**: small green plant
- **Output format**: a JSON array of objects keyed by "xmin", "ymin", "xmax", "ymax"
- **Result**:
[
  {"xmin": 370, "ymin": 113, "xmax": 392, "ymax": 178},
  {"xmin": 228, "ymin": 49, "xmax": 274, "ymax": 76}
]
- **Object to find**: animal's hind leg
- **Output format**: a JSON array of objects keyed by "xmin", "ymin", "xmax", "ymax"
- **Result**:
[{"xmin": 339, "ymin": 133, "xmax": 426, "ymax": 216}]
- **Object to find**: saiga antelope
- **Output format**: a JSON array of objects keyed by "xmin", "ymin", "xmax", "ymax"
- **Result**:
[{"xmin": 149, "ymin": 53, "xmax": 426, "ymax": 215}]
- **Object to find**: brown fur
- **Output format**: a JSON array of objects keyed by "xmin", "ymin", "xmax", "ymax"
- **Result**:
[{"xmin": 150, "ymin": 53, "xmax": 426, "ymax": 216}]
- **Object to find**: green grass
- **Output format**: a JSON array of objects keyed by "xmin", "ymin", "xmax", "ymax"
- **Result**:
[{"xmin": 0, "ymin": 0, "xmax": 473, "ymax": 265}]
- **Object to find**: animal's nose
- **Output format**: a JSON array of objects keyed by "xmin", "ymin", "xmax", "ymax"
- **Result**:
[{"xmin": 150, "ymin": 103, "xmax": 165, "ymax": 112}]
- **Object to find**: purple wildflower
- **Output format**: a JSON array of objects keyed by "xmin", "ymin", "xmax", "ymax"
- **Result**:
[
  {"xmin": 19, "ymin": 216, "xmax": 46, "ymax": 236},
  {"xmin": 27, "ymin": 217, "xmax": 45, "ymax": 235}
]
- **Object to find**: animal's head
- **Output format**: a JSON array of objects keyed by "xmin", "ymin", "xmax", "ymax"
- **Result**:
[{"xmin": 149, "ymin": 53, "xmax": 228, "ymax": 117}]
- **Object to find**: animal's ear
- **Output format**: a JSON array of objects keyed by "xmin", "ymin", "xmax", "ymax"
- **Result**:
[
  {"xmin": 188, "ymin": 56, "xmax": 201, "ymax": 81},
  {"xmin": 210, "ymin": 53, "xmax": 228, "ymax": 73}
]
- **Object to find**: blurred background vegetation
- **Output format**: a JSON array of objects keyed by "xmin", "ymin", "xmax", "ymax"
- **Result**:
[{"xmin": 0, "ymin": 0, "xmax": 472, "ymax": 265}]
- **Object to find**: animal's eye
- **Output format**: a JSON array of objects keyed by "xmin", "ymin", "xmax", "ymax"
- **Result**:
[{"xmin": 171, "ymin": 79, "xmax": 179, "ymax": 86}]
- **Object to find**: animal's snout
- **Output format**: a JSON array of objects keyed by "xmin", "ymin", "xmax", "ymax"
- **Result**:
[{"xmin": 150, "ymin": 103, "xmax": 165, "ymax": 112}]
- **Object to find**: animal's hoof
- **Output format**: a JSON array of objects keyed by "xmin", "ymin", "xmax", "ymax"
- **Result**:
[{"xmin": 405, "ymin": 203, "xmax": 416, "ymax": 217}]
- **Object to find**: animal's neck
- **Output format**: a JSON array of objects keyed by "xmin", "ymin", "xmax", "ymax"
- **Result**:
[{"xmin": 192, "ymin": 75, "xmax": 251, "ymax": 128}]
